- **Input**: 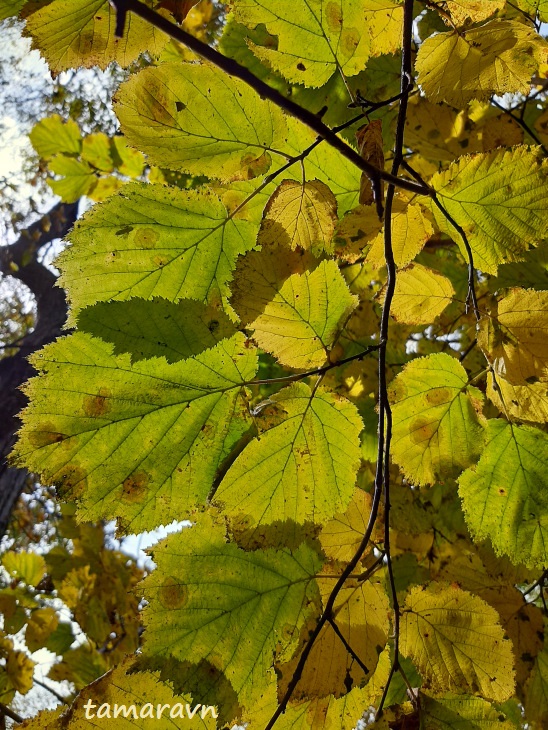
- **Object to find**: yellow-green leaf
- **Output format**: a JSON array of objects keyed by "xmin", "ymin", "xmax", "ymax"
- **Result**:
[
  {"xmin": 142, "ymin": 516, "xmax": 321, "ymax": 704},
  {"xmin": 421, "ymin": 691, "xmax": 515, "ymax": 730},
  {"xmin": 416, "ymin": 20, "xmax": 548, "ymax": 107},
  {"xmin": 259, "ymin": 180, "xmax": 338, "ymax": 255},
  {"xmin": 215, "ymin": 383, "xmax": 363, "ymax": 526},
  {"xmin": 81, "ymin": 132, "xmax": 113, "ymax": 172},
  {"xmin": 25, "ymin": 0, "xmax": 168, "ymax": 73},
  {"xmin": 116, "ymin": 61, "xmax": 291, "ymax": 182},
  {"xmin": 459, "ymin": 419, "xmax": 548, "ymax": 569},
  {"xmin": 48, "ymin": 156, "xmax": 96, "ymax": 203},
  {"xmin": 390, "ymin": 264, "xmax": 455, "ymax": 325},
  {"xmin": 29, "ymin": 115, "xmax": 82, "ymax": 159},
  {"xmin": 247, "ymin": 259, "xmax": 358, "ymax": 369},
  {"xmin": 12, "ymin": 332, "xmax": 257, "ymax": 534},
  {"xmin": 57, "ymin": 183, "xmax": 258, "ymax": 320},
  {"xmin": 430, "ymin": 146, "xmax": 548, "ymax": 274},
  {"xmin": 2, "ymin": 552, "xmax": 46, "ymax": 587},
  {"xmin": 231, "ymin": 0, "xmax": 398, "ymax": 88},
  {"xmin": 366, "ymin": 199, "xmax": 434, "ymax": 268},
  {"xmin": 401, "ymin": 584, "xmax": 515, "ymax": 701},
  {"xmin": 525, "ymin": 648, "xmax": 548, "ymax": 728},
  {"xmin": 389, "ymin": 353, "xmax": 484, "ymax": 486},
  {"xmin": 479, "ymin": 288, "xmax": 548, "ymax": 384}
]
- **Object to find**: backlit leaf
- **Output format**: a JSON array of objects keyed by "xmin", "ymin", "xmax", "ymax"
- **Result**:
[
  {"xmin": 13, "ymin": 333, "xmax": 257, "ymax": 533},
  {"xmin": 259, "ymin": 180, "xmax": 338, "ymax": 255},
  {"xmin": 25, "ymin": 0, "xmax": 168, "ymax": 73},
  {"xmin": 319, "ymin": 487, "xmax": 373, "ymax": 562},
  {"xmin": 366, "ymin": 199, "xmax": 434, "ymax": 268},
  {"xmin": 2, "ymin": 552, "xmax": 46, "ymax": 587},
  {"xmin": 416, "ymin": 20, "xmax": 548, "ymax": 107},
  {"xmin": 446, "ymin": 0, "xmax": 505, "ymax": 25},
  {"xmin": 401, "ymin": 584, "xmax": 515, "ymax": 701},
  {"xmin": 389, "ymin": 353, "xmax": 485, "ymax": 486},
  {"xmin": 247, "ymin": 260, "xmax": 358, "ymax": 369},
  {"xmin": 29, "ymin": 115, "xmax": 82, "ymax": 159},
  {"xmin": 486, "ymin": 372, "xmax": 548, "ymax": 424},
  {"xmin": 57, "ymin": 183, "xmax": 258, "ymax": 319},
  {"xmin": 141, "ymin": 515, "xmax": 321, "ymax": 703},
  {"xmin": 215, "ymin": 382, "xmax": 363, "ymax": 526},
  {"xmin": 390, "ymin": 264, "xmax": 455, "ymax": 325},
  {"xmin": 525, "ymin": 648, "xmax": 548, "ymax": 728},
  {"xmin": 459, "ymin": 419, "xmax": 548, "ymax": 568},
  {"xmin": 48, "ymin": 156, "xmax": 96, "ymax": 203},
  {"xmin": 116, "ymin": 62, "xmax": 292, "ymax": 181},
  {"xmin": 430, "ymin": 146, "xmax": 548, "ymax": 274},
  {"xmin": 421, "ymin": 692, "xmax": 515, "ymax": 730}
]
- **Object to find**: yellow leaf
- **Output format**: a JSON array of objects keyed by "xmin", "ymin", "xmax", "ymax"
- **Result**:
[
  {"xmin": 421, "ymin": 692, "xmax": 515, "ymax": 730},
  {"xmin": 486, "ymin": 372, "xmax": 548, "ymax": 424},
  {"xmin": 367, "ymin": 199, "xmax": 433, "ymax": 268},
  {"xmin": 319, "ymin": 488, "xmax": 374, "ymax": 562},
  {"xmin": 525, "ymin": 648, "xmax": 548, "ymax": 728},
  {"xmin": 390, "ymin": 264, "xmax": 455, "ymax": 325},
  {"xmin": 334, "ymin": 204, "xmax": 383, "ymax": 262},
  {"xmin": 401, "ymin": 584, "xmax": 515, "ymax": 701},
  {"xmin": 25, "ymin": 608, "xmax": 59, "ymax": 653},
  {"xmin": 446, "ymin": 0, "xmax": 505, "ymax": 25},
  {"xmin": 259, "ymin": 180, "xmax": 338, "ymax": 255},
  {"xmin": 248, "ymin": 260, "xmax": 358, "ymax": 369},
  {"xmin": 479, "ymin": 289, "xmax": 548, "ymax": 384},
  {"xmin": 2, "ymin": 552, "xmax": 46, "ymax": 587},
  {"xmin": 6, "ymin": 650, "xmax": 35, "ymax": 695},
  {"xmin": 416, "ymin": 20, "xmax": 548, "ymax": 106}
]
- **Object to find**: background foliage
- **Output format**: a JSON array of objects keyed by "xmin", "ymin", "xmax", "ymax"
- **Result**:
[{"xmin": 1, "ymin": 0, "xmax": 548, "ymax": 727}]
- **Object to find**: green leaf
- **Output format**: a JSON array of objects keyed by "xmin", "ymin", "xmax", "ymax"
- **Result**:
[
  {"xmin": 215, "ymin": 382, "xmax": 363, "ymax": 527},
  {"xmin": 389, "ymin": 353, "xmax": 485, "ymax": 486},
  {"xmin": 142, "ymin": 515, "xmax": 321, "ymax": 703},
  {"xmin": 25, "ymin": 0, "xmax": 168, "ymax": 73},
  {"xmin": 421, "ymin": 692, "xmax": 515, "ymax": 730},
  {"xmin": 517, "ymin": 0, "xmax": 548, "ymax": 21},
  {"xmin": 0, "ymin": 0, "xmax": 26, "ymax": 20},
  {"xmin": 401, "ymin": 584, "xmax": 515, "ymax": 702},
  {"xmin": 416, "ymin": 20, "xmax": 548, "ymax": 107},
  {"xmin": 231, "ymin": 0, "xmax": 401, "ymax": 88},
  {"xmin": 459, "ymin": 419, "xmax": 548, "ymax": 569},
  {"xmin": 247, "ymin": 259, "xmax": 358, "ymax": 369},
  {"xmin": 12, "ymin": 332, "xmax": 257, "ymax": 533},
  {"xmin": 116, "ymin": 61, "xmax": 291, "ymax": 181},
  {"xmin": 430, "ymin": 146, "xmax": 548, "ymax": 274},
  {"xmin": 77, "ymin": 299, "xmax": 236, "ymax": 363},
  {"xmin": 48, "ymin": 156, "xmax": 96, "ymax": 202},
  {"xmin": 29, "ymin": 115, "xmax": 82, "ymax": 159},
  {"xmin": 57, "ymin": 183, "xmax": 258, "ymax": 320},
  {"xmin": 110, "ymin": 137, "xmax": 146, "ymax": 179},
  {"xmin": 2, "ymin": 552, "xmax": 46, "ymax": 587}
]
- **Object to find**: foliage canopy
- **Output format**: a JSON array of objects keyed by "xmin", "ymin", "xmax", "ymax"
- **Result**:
[{"xmin": 1, "ymin": 0, "xmax": 548, "ymax": 727}]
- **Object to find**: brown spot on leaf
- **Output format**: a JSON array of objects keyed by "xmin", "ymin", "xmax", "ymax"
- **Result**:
[
  {"xmin": 121, "ymin": 471, "xmax": 149, "ymax": 503},
  {"xmin": 29, "ymin": 423, "xmax": 67, "ymax": 448},
  {"xmin": 135, "ymin": 227, "xmax": 160, "ymax": 249},
  {"xmin": 57, "ymin": 465, "xmax": 87, "ymax": 499},
  {"xmin": 409, "ymin": 416, "xmax": 437, "ymax": 444},
  {"xmin": 159, "ymin": 577, "xmax": 188, "ymax": 609},
  {"xmin": 83, "ymin": 388, "xmax": 111, "ymax": 417},
  {"xmin": 325, "ymin": 1, "xmax": 343, "ymax": 30},
  {"xmin": 425, "ymin": 387, "xmax": 451, "ymax": 406}
]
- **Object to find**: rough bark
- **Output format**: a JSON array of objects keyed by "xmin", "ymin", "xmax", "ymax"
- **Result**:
[{"xmin": 0, "ymin": 201, "xmax": 79, "ymax": 538}]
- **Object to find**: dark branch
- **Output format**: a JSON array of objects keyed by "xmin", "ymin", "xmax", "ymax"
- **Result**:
[
  {"xmin": 491, "ymin": 97, "xmax": 548, "ymax": 155},
  {"xmin": 0, "ymin": 201, "xmax": 79, "ymax": 539},
  {"xmin": 110, "ymin": 0, "xmax": 430, "ymax": 198}
]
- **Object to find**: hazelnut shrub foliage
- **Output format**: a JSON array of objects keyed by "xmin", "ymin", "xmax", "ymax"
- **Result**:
[{"xmin": 6, "ymin": 0, "xmax": 548, "ymax": 726}]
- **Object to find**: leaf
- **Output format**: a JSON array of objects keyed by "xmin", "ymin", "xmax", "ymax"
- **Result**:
[
  {"xmin": 215, "ymin": 382, "xmax": 363, "ymax": 526},
  {"xmin": 81, "ymin": 132, "xmax": 113, "ymax": 172},
  {"xmin": 416, "ymin": 20, "xmax": 548, "ymax": 107},
  {"xmin": 12, "ymin": 332, "xmax": 257, "ymax": 533},
  {"xmin": 517, "ymin": 0, "xmax": 548, "ymax": 21},
  {"xmin": 57, "ymin": 183, "xmax": 258, "ymax": 320},
  {"xmin": 478, "ymin": 288, "xmax": 548, "ymax": 384},
  {"xmin": 141, "ymin": 516, "xmax": 321, "ymax": 703},
  {"xmin": 486, "ymin": 372, "xmax": 548, "ymax": 424},
  {"xmin": 421, "ymin": 691, "xmax": 515, "ymax": 730},
  {"xmin": 77, "ymin": 299, "xmax": 235, "ymax": 364},
  {"xmin": 389, "ymin": 264, "xmax": 455, "ymax": 325},
  {"xmin": 25, "ymin": 0, "xmax": 168, "ymax": 73},
  {"xmin": 458, "ymin": 419, "xmax": 548, "ymax": 569},
  {"xmin": 25, "ymin": 608, "xmax": 59, "ymax": 653},
  {"xmin": 47, "ymin": 156, "xmax": 96, "ymax": 202},
  {"xmin": 29, "ymin": 115, "xmax": 82, "ymax": 158},
  {"xmin": 231, "ymin": 0, "xmax": 396, "ymax": 88},
  {"xmin": 6, "ymin": 651, "xmax": 34, "ymax": 694},
  {"xmin": 116, "ymin": 61, "xmax": 291, "ymax": 181},
  {"xmin": 246, "ymin": 260, "xmax": 358, "ymax": 369},
  {"xmin": 430, "ymin": 146, "xmax": 548, "ymax": 274},
  {"xmin": 525, "ymin": 648, "xmax": 548, "ymax": 728},
  {"xmin": 366, "ymin": 199, "xmax": 434, "ymax": 268},
  {"xmin": 401, "ymin": 584, "xmax": 515, "ymax": 701},
  {"xmin": 445, "ymin": 0, "xmax": 505, "ymax": 25},
  {"xmin": 319, "ymin": 487, "xmax": 373, "ymax": 562},
  {"xmin": 389, "ymin": 353, "xmax": 485, "ymax": 486},
  {"xmin": 0, "ymin": 0, "xmax": 26, "ymax": 20},
  {"xmin": 356, "ymin": 119, "xmax": 384, "ymax": 206},
  {"xmin": 110, "ymin": 137, "xmax": 146, "ymax": 179},
  {"xmin": 2, "ymin": 552, "xmax": 46, "ymax": 587},
  {"xmin": 259, "ymin": 180, "xmax": 338, "ymax": 255}
]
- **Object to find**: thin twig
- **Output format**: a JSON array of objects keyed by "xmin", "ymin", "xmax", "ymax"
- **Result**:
[
  {"xmin": 491, "ymin": 98, "xmax": 548, "ymax": 154},
  {"xmin": 33, "ymin": 677, "xmax": 69, "ymax": 705},
  {"xmin": 110, "ymin": 0, "xmax": 430, "ymax": 198},
  {"xmin": 375, "ymin": 0, "xmax": 414, "ymax": 718},
  {"xmin": 0, "ymin": 703, "xmax": 23, "ymax": 724},
  {"xmin": 328, "ymin": 616, "xmax": 371, "ymax": 676}
]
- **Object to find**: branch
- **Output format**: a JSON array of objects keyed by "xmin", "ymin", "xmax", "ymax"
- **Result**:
[
  {"xmin": 0, "ymin": 201, "xmax": 79, "ymax": 539},
  {"xmin": 375, "ymin": 0, "xmax": 415, "ymax": 717},
  {"xmin": 110, "ymin": 0, "xmax": 430, "ymax": 198},
  {"xmin": 491, "ymin": 98, "xmax": 548, "ymax": 155}
]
